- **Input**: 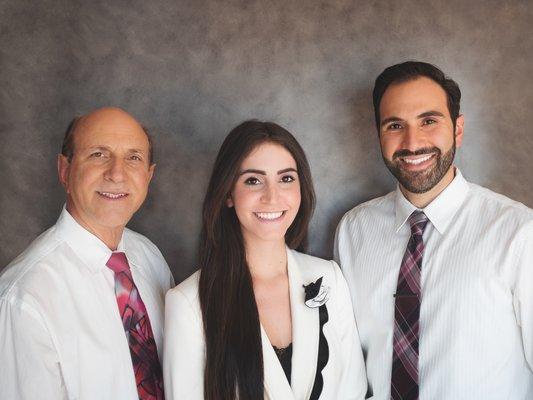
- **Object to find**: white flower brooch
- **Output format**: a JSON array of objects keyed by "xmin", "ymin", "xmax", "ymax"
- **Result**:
[{"xmin": 303, "ymin": 276, "xmax": 330, "ymax": 308}]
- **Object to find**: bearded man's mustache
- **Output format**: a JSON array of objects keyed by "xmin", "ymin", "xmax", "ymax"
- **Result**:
[{"xmin": 392, "ymin": 147, "xmax": 441, "ymax": 160}]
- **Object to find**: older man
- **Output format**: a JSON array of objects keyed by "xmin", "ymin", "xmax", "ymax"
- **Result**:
[
  {"xmin": 0, "ymin": 107, "xmax": 174, "ymax": 399},
  {"xmin": 335, "ymin": 62, "xmax": 533, "ymax": 399}
]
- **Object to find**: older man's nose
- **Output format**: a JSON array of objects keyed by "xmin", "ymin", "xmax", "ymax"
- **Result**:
[{"xmin": 104, "ymin": 157, "xmax": 126, "ymax": 182}]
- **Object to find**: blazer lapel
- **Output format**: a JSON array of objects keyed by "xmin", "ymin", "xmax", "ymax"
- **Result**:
[
  {"xmin": 261, "ymin": 325, "xmax": 295, "ymax": 400},
  {"xmin": 287, "ymin": 249, "xmax": 319, "ymax": 400}
]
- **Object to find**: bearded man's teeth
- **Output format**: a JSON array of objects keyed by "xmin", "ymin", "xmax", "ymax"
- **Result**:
[
  {"xmin": 402, "ymin": 154, "xmax": 433, "ymax": 165},
  {"xmin": 255, "ymin": 211, "xmax": 284, "ymax": 220}
]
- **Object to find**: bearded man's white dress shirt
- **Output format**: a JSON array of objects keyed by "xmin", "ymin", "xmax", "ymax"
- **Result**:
[
  {"xmin": 335, "ymin": 169, "xmax": 533, "ymax": 400},
  {"xmin": 0, "ymin": 208, "xmax": 174, "ymax": 399}
]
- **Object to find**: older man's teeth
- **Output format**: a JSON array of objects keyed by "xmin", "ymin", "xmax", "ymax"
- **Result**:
[
  {"xmin": 255, "ymin": 211, "xmax": 284, "ymax": 220},
  {"xmin": 98, "ymin": 192, "xmax": 127, "ymax": 199},
  {"xmin": 402, "ymin": 154, "xmax": 434, "ymax": 165}
]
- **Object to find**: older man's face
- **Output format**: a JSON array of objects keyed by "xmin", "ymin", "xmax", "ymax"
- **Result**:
[{"xmin": 59, "ymin": 108, "xmax": 154, "ymax": 237}]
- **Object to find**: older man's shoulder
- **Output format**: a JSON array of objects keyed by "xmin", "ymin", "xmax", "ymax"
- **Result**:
[
  {"xmin": 0, "ymin": 225, "xmax": 63, "ymax": 301},
  {"xmin": 123, "ymin": 228, "xmax": 174, "ymax": 287},
  {"xmin": 123, "ymin": 228, "xmax": 166, "ymax": 259}
]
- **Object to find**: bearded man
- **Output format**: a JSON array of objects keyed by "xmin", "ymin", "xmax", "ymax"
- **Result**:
[{"xmin": 335, "ymin": 61, "xmax": 533, "ymax": 400}]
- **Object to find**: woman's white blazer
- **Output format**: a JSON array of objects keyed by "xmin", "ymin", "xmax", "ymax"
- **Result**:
[{"xmin": 163, "ymin": 248, "xmax": 368, "ymax": 399}]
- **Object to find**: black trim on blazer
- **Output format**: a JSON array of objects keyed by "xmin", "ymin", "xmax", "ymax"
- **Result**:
[{"xmin": 309, "ymin": 303, "xmax": 329, "ymax": 400}]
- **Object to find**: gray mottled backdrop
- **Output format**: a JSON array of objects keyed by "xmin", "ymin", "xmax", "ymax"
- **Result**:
[{"xmin": 1, "ymin": 0, "xmax": 532, "ymax": 282}]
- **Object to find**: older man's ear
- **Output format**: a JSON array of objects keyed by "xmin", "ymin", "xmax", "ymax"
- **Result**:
[
  {"xmin": 148, "ymin": 162, "xmax": 156, "ymax": 183},
  {"xmin": 57, "ymin": 154, "xmax": 70, "ymax": 193}
]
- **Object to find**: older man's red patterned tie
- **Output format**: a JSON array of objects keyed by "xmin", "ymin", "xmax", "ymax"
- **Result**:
[
  {"xmin": 106, "ymin": 252, "xmax": 164, "ymax": 400},
  {"xmin": 391, "ymin": 211, "xmax": 429, "ymax": 400}
]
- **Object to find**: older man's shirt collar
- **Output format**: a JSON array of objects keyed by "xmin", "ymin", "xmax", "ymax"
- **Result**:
[
  {"xmin": 394, "ymin": 168, "xmax": 470, "ymax": 234},
  {"xmin": 55, "ymin": 206, "xmax": 127, "ymax": 273}
]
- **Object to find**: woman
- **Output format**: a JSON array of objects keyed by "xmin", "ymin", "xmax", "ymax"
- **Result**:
[{"xmin": 163, "ymin": 121, "xmax": 367, "ymax": 399}]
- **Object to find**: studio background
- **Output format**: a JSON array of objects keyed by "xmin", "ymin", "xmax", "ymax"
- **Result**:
[{"xmin": 1, "ymin": 0, "xmax": 532, "ymax": 282}]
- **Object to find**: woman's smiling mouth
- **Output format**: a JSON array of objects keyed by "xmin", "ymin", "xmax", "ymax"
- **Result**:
[{"xmin": 253, "ymin": 211, "xmax": 285, "ymax": 221}]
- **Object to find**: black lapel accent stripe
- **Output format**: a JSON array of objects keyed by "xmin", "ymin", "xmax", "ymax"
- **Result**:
[{"xmin": 309, "ymin": 304, "xmax": 329, "ymax": 400}]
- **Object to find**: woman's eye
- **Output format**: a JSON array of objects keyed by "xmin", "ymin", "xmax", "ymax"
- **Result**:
[
  {"xmin": 281, "ymin": 175, "xmax": 296, "ymax": 183},
  {"xmin": 244, "ymin": 177, "xmax": 261, "ymax": 185}
]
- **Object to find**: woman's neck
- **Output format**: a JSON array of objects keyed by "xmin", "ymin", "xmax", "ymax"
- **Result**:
[{"xmin": 246, "ymin": 239, "xmax": 288, "ymax": 281}]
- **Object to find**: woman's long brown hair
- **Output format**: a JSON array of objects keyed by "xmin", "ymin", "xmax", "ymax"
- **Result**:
[{"xmin": 198, "ymin": 120, "xmax": 316, "ymax": 400}]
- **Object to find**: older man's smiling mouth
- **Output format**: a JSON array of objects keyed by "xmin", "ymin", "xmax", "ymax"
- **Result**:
[{"xmin": 97, "ymin": 191, "xmax": 129, "ymax": 199}]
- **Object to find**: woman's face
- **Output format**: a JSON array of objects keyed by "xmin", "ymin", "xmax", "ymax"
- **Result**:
[{"xmin": 228, "ymin": 142, "xmax": 301, "ymax": 247}]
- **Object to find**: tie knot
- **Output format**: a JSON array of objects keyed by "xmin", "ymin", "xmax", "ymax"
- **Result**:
[
  {"xmin": 106, "ymin": 252, "xmax": 130, "ymax": 273},
  {"xmin": 408, "ymin": 211, "xmax": 429, "ymax": 236}
]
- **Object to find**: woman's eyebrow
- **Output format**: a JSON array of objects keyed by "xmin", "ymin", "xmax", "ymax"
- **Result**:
[
  {"xmin": 239, "ymin": 169, "xmax": 266, "ymax": 176},
  {"xmin": 277, "ymin": 168, "xmax": 297, "ymax": 174}
]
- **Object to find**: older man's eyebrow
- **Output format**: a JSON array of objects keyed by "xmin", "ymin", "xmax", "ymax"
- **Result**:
[
  {"xmin": 82, "ymin": 146, "xmax": 146, "ymax": 153},
  {"xmin": 127, "ymin": 148, "xmax": 147, "ymax": 154},
  {"xmin": 84, "ymin": 145, "xmax": 111, "ymax": 152},
  {"xmin": 239, "ymin": 169, "xmax": 266, "ymax": 176}
]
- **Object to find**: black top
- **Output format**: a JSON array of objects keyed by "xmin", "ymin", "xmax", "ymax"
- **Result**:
[{"xmin": 272, "ymin": 343, "xmax": 293, "ymax": 385}]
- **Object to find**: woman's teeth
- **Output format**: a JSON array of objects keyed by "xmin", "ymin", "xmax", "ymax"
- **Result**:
[{"xmin": 254, "ymin": 211, "xmax": 284, "ymax": 220}]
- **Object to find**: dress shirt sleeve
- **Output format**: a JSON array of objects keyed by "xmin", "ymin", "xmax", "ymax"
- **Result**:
[
  {"xmin": 0, "ymin": 296, "xmax": 67, "ymax": 400},
  {"xmin": 331, "ymin": 260, "xmax": 368, "ymax": 400},
  {"xmin": 513, "ymin": 221, "xmax": 533, "ymax": 372},
  {"xmin": 163, "ymin": 287, "xmax": 205, "ymax": 400}
]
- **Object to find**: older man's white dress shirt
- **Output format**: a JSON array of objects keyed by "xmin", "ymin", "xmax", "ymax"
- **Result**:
[
  {"xmin": 335, "ymin": 169, "xmax": 533, "ymax": 399},
  {"xmin": 0, "ymin": 208, "xmax": 174, "ymax": 399}
]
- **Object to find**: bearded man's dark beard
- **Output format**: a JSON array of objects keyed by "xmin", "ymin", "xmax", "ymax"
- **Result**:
[{"xmin": 383, "ymin": 143, "xmax": 456, "ymax": 194}]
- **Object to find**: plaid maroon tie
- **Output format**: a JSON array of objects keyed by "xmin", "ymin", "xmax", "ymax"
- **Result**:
[
  {"xmin": 391, "ymin": 211, "xmax": 429, "ymax": 400},
  {"xmin": 106, "ymin": 252, "xmax": 164, "ymax": 400}
]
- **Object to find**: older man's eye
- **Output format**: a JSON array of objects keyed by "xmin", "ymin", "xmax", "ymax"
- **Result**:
[
  {"xmin": 130, "ymin": 155, "xmax": 142, "ymax": 161},
  {"xmin": 90, "ymin": 152, "xmax": 104, "ymax": 158}
]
